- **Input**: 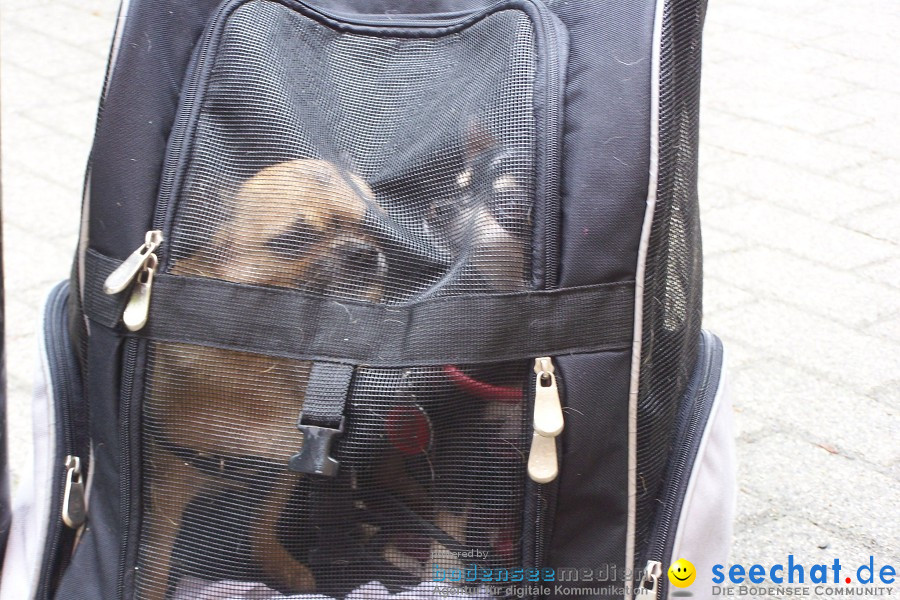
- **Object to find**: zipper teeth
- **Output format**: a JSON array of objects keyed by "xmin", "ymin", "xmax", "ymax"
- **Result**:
[
  {"xmin": 533, "ymin": 495, "xmax": 544, "ymax": 567},
  {"xmin": 37, "ymin": 283, "xmax": 78, "ymax": 600},
  {"xmin": 49, "ymin": 286, "xmax": 76, "ymax": 453},
  {"xmin": 647, "ymin": 407, "xmax": 700, "ymax": 563},
  {"xmin": 290, "ymin": 0, "xmax": 498, "ymax": 28},
  {"xmin": 117, "ymin": 339, "xmax": 140, "ymax": 599},
  {"xmin": 530, "ymin": 2, "xmax": 563, "ymax": 579},
  {"xmin": 151, "ymin": 0, "xmax": 239, "ymax": 266},
  {"xmin": 528, "ymin": 368, "xmax": 545, "ymax": 569},
  {"xmin": 641, "ymin": 337, "xmax": 718, "ymax": 598},
  {"xmin": 539, "ymin": 7, "xmax": 562, "ymax": 290}
]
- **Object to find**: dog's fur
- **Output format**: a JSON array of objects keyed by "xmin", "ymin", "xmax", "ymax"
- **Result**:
[{"xmin": 142, "ymin": 159, "xmax": 386, "ymax": 600}]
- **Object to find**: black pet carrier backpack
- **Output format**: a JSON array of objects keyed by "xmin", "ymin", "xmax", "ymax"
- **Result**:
[{"xmin": 0, "ymin": 0, "xmax": 735, "ymax": 599}]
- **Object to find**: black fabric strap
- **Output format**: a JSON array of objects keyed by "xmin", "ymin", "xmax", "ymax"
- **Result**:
[
  {"xmin": 299, "ymin": 362, "xmax": 353, "ymax": 429},
  {"xmin": 84, "ymin": 248, "xmax": 634, "ymax": 366},
  {"xmin": 83, "ymin": 253, "xmax": 130, "ymax": 328},
  {"xmin": 288, "ymin": 361, "xmax": 353, "ymax": 476}
]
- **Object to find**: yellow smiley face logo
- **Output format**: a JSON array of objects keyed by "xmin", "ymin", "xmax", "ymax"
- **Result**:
[{"xmin": 667, "ymin": 558, "xmax": 697, "ymax": 588}]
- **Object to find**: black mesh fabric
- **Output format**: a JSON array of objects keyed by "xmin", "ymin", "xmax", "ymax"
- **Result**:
[
  {"xmin": 302, "ymin": 0, "xmax": 509, "ymax": 14},
  {"xmin": 169, "ymin": 2, "xmax": 537, "ymax": 302},
  {"xmin": 140, "ymin": 347, "xmax": 529, "ymax": 599},
  {"xmin": 635, "ymin": 0, "xmax": 707, "ymax": 563},
  {"xmin": 137, "ymin": 2, "xmax": 539, "ymax": 599}
]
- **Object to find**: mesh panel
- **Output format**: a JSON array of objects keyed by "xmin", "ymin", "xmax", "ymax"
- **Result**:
[
  {"xmin": 138, "ymin": 3, "xmax": 539, "ymax": 598},
  {"xmin": 140, "ymin": 347, "xmax": 528, "ymax": 598},
  {"xmin": 303, "ymin": 0, "xmax": 509, "ymax": 14},
  {"xmin": 169, "ymin": 1, "xmax": 537, "ymax": 302},
  {"xmin": 635, "ymin": 0, "xmax": 706, "ymax": 560}
]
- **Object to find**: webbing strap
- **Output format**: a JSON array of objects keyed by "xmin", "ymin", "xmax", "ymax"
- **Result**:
[
  {"xmin": 288, "ymin": 361, "xmax": 354, "ymax": 477},
  {"xmin": 84, "ymin": 248, "xmax": 634, "ymax": 366},
  {"xmin": 298, "ymin": 362, "xmax": 354, "ymax": 429}
]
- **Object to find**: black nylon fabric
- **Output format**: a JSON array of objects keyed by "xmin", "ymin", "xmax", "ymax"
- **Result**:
[
  {"xmin": 548, "ymin": 350, "xmax": 631, "ymax": 598},
  {"xmin": 87, "ymin": 0, "xmax": 220, "ymax": 257},
  {"xmin": 55, "ymin": 328, "xmax": 126, "ymax": 599},
  {"xmin": 59, "ymin": 0, "xmax": 222, "ymax": 588},
  {"xmin": 541, "ymin": 0, "xmax": 655, "ymax": 592},
  {"xmin": 546, "ymin": 0, "xmax": 653, "ymax": 287},
  {"xmin": 83, "ymin": 251, "xmax": 128, "ymax": 326}
]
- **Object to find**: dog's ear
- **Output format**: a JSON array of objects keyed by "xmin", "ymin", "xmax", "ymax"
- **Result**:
[
  {"xmin": 198, "ymin": 185, "xmax": 241, "ymax": 273},
  {"xmin": 187, "ymin": 227, "xmax": 233, "ymax": 279},
  {"xmin": 463, "ymin": 120, "xmax": 498, "ymax": 161},
  {"xmin": 340, "ymin": 169, "xmax": 376, "ymax": 206}
]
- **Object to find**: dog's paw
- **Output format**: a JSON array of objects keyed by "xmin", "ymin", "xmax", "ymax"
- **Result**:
[{"xmin": 278, "ymin": 562, "xmax": 317, "ymax": 594}]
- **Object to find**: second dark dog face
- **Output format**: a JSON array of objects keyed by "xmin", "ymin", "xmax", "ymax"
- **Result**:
[
  {"xmin": 174, "ymin": 158, "xmax": 387, "ymax": 302},
  {"xmin": 426, "ymin": 126, "xmax": 532, "ymax": 247},
  {"xmin": 419, "ymin": 129, "xmax": 532, "ymax": 292}
]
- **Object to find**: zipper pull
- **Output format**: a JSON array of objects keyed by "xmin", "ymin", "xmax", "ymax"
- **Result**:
[
  {"xmin": 637, "ymin": 560, "xmax": 662, "ymax": 599},
  {"xmin": 62, "ymin": 455, "xmax": 86, "ymax": 529},
  {"xmin": 527, "ymin": 430, "xmax": 558, "ymax": 483},
  {"xmin": 103, "ymin": 230, "xmax": 163, "ymax": 295},
  {"xmin": 122, "ymin": 253, "xmax": 158, "ymax": 331},
  {"xmin": 528, "ymin": 357, "xmax": 563, "ymax": 483},
  {"xmin": 532, "ymin": 357, "xmax": 563, "ymax": 436}
]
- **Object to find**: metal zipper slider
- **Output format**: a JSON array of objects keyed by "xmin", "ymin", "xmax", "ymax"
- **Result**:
[
  {"xmin": 528, "ymin": 357, "xmax": 563, "ymax": 483},
  {"xmin": 637, "ymin": 560, "xmax": 662, "ymax": 599},
  {"xmin": 103, "ymin": 230, "xmax": 163, "ymax": 294},
  {"xmin": 122, "ymin": 253, "xmax": 158, "ymax": 331},
  {"xmin": 532, "ymin": 357, "xmax": 563, "ymax": 436},
  {"xmin": 62, "ymin": 455, "xmax": 86, "ymax": 529}
]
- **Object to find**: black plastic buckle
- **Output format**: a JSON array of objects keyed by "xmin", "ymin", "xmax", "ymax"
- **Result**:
[{"xmin": 288, "ymin": 418, "xmax": 345, "ymax": 477}]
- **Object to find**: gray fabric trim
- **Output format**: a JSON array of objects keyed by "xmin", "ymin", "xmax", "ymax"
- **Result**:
[
  {"xmin": 84, "ymin": 248, "xmax": 634, "ymax": 366},
  {"xmin": 0, "ymin": 288, "xmax": 59, "ymax": 600},
  {"xmin": 668, "ymin": 344, "xmax": 735, "ymax": 599},
  {"xmin": 627, "ymin": 0, "xmax": 666, "ymax": 591}
]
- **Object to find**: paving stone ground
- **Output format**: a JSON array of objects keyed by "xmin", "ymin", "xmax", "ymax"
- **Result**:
[{"xmin": 2, "ymin": 0, "xmax": 898, "ymax": 580}]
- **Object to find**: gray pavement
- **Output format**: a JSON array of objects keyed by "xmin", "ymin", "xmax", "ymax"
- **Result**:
[
  {"xmin": 2, "ymin": 0, "xmax": 115, "ymax": 494},
  {"xmin": 1, "ymin": 0, "xmax": 898, "ymax": 581},
  {"xmin": 700, "ymin": 0, "xmax": 900, "ymax": 569}
]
